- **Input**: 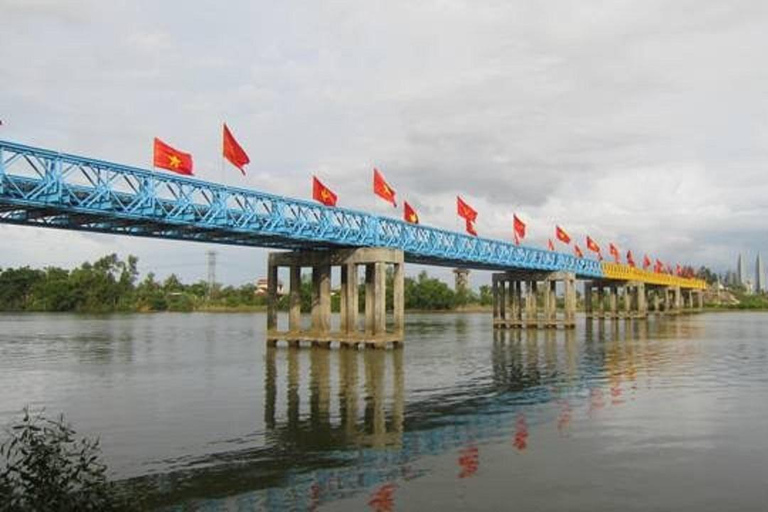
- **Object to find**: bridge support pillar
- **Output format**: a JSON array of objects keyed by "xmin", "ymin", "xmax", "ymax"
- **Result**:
[
  {"xmin": 266, "ymin": 248, "xmax": 404, "ymax": 349},
  {"xmin": 586, "ymin": 280, "xmax": 648, "ymax": 321},
  {"xmin": 493, "ymin": 271, "xmax": 575, "ymax": 329}
]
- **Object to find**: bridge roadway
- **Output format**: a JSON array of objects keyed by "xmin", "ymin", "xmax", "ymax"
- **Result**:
[{"xmin": 0, "ymin": 139, "xmax": 603, "ymax": 275}]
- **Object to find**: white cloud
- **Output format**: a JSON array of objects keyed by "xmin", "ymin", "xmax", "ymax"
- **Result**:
[{"xmin": 2, "ymin": 0, "xmax": 768, "ymax": 282}]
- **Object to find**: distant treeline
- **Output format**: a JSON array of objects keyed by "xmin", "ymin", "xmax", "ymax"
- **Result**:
[{"xmin": 0, "ymin": 254, "xmax": 492, "ymax": 314}]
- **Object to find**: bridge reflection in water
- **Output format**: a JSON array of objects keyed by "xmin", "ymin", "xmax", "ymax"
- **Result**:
[{"xmin": 139, "ymin": 318, "xmax": 703, "ymax": 511}]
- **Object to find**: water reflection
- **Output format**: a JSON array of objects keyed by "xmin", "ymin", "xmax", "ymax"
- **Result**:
[
  {"xmin": 129, "ymin": 316, "xmax": 711, "ymax": 511},
  {"xmin": 264, "ymin": 347, "xmax": 405, "ymax": 450}
]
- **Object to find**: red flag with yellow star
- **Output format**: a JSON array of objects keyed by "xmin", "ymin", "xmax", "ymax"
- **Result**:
[
  {"xmin": 574, "ymin": 244, "xmax": 584, "ymax": 258},
  {"xmin": 404, "ymin": 201, "xmax": 419, "ymax": 224},
  {"xmin": 312, "ymin": 176, "xmax": 337, "ymax": 206},
  {"xmin": 222, "ymin": 123, "xmax": 250, "ymax": 175},
  {"xmin": 457, "ymin": 196, "xmax": 478, "ymax": 222},
  {"xmin": 555, "ymin": 225, "xmax": 571, "ymax": 244},
  {"xmin": 465, "ymin": 219, "xmax": 477, "ymax": 236},
  {"xmin": 153, "ymin": 138, "xmax": 193, "ymax": 175},
  {"xmin": 513, "ymin": 214, "xmax": 526, "ymax": 240},
  {"xmin": 373, "ymin": 168, "xmax": 397, "ymax": 207},
  {"xmin": 586, "ymin": 236, "xmax": 601, "ymax": 254}
]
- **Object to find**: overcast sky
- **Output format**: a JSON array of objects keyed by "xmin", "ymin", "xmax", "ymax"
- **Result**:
[{"xmin": 2, "ymin": 0, "xmax": 767, "ymax": 285}]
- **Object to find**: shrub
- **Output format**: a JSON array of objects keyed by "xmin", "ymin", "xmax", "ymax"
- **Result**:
[{"xmin": 0, "ymin": 408, "xmax": 128, "ymax": 512}]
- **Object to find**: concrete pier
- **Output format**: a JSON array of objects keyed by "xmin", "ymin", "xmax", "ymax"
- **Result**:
[
  {"xmin": 585, "ymin": 281, "xmax": 648, "ymax": 320},
  {"xmin": 492, "ymin": 271, "xmax": 576, "ymax": 329},
  {"xmin": 266, "ymin": 248, "xmax": 404, "ymax": 349}
]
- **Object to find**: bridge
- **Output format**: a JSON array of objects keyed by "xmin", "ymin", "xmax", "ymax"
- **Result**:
[{"xmin": 0, "ymin": 139, "xmax": 706, "ymax": 347}]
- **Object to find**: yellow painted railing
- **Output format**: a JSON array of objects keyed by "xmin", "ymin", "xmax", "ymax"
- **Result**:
[{"xmin": 600, "ymin": 262, "xmax": 707, "ymax": 289}]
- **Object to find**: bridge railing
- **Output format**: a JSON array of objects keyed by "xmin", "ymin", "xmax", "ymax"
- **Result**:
[
  {"xmin": 601, "ymin": 262, "xmax": 707, "ymax": 289},
  {"xmin": 0, "ymin": 139, "xmax": 604, "ymax": 276}
]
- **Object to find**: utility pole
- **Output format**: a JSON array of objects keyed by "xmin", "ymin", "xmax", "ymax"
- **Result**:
[{"xmin": 207, "ymin": 250, "xmax": 217, "ymax": 298}]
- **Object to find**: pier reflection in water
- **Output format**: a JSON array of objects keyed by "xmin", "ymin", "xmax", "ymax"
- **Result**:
[
  {"xmin": 264, "ymin": 346, "xmax": 405, "ymax": 450},
  {"xmin": 148, "ymin": 316, "xmax": 716, "ymax": 511}
]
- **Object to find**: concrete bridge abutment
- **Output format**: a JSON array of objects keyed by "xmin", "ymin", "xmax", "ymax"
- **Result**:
[
  {"xmin": 492, "ymin": 271, "xmax": 576, "ymax": 329},
  {"xmin": 266, "ymin": 248, "xmax": 404, "ymax": 349}
]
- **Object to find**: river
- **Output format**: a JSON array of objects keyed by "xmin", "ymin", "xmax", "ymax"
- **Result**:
[{"xmin": 1, "ymin": 312, "xmax": 766, "ymax": 510}]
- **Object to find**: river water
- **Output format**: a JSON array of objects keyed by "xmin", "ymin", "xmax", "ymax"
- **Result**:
[{"xmin": 0, "ymin": 311, "xmax": 766, "ymax": 510}]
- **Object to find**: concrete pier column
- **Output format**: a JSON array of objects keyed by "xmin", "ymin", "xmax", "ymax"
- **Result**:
[
  {"xmin": 492, "ymin": 277, "xmax": 500, "ymax": 322},
  {"xmin": 311, "ymin": 264, "xmax": 331, "ymax": 335},
  {"xmin": 500, "ymin": 277, "xmax": 507, "ymax": 322},
  {"xmin": 510, "ymin": 280, "xmax": 520, "ymax": 326},
  {"xmin": 637, "ymin": 283, "xmax": 647, "ymax": 317},
  {"xmin": 564, "ymin": 274, "xmax": 576, "ymax": 327},
  {"xmin": 584, "ymin": 282, "xmax": 593, "ymax": 318},
  {"xmin": 548, "ymin": 280, "xmax": 557, "ymax": 326},
  {"xmin": 365, "ymin": 264, "xmax": 375, "ymax": 335},
  {"xmin": 289, "ymin": 266, "xmax": 301, "ymax": 333},
  {"xmin": 374, "ymin": 262, "xmax": 386, "ymax": 335},
  {"xmin": 623, "ymin": 286, "xmax": 632, "ymax": 317},
  {"xmin": 697, "ymin": 290, "xmax": 704, "ymax": 310},
  {"xmin": 609, "ymin": 286, "xmax": 618, "ymax": 319},
  {"xmin": 267, "ymin": 256, "xmax": 279, "ymax": 333},
  {"xmin": 340, "ymin": 263, "xmax": 358, "ymax": 334},
  {"xmin": 393, "ymin": 262, "xmax": 404, "ymax": 335},
  {"xmin": 653, "ymin": 290, "xmax": 661, "ymax": 313},
  {"xmin": 266, "ymin": 248, "xmax": 403, "ymax": 348},
  {"xmin": 527, "ymin": 281, "xmax": 538, "ymax": 327},
  {"xmin": 597, "ymin": 286, "xmax": 605, "ymax": 319}
]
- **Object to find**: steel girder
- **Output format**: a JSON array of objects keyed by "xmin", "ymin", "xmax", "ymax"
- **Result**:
[{"xmin": 0, "ymin": 140, "xmax": 603, "ymax": 277}]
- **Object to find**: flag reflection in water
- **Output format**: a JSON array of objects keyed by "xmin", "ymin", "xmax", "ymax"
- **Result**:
[
  {"xmin": 368, "ymin": 483, "xmax": 397, "ymax": 511},
  {"xmin": 458, "ymin": 446, "xmax": 480, "ymax": 479}
]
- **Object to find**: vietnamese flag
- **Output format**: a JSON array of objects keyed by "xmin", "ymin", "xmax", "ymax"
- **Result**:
[
  {"xmin": 465, "ymin": 219, "xmax": 477, "ymax": 236},
  {"xmin": 222, "ymin": 123, "xmax": 250, "ymax": 175},
  {"xmin": 547, "ymin": 238, "xmax": 555, "ymax": 251},
  {"xmin": 609, "ymin": 243, "xmax": 620, "ymax": 262},
  {"xmin": 457, "ymin": 196, "xmax": 478, "ymax": 222},
  {"xmin": 404, "ymin": 201, "xmax": 419, "ymax": 224},
  {"xmin": 312, "ymin": 176, "xmax": 337, "ymax": 206},
  {"xmin": 586, "ymin": 236, "xmax": 601, "ymax": 254},
  {"xmin": 574, "ymin": 244, "xmax": 584, "ymax": 258},
  {"xmin": 513, "ymin": 214, "xmax": 526, "ymax": 240},
  {"xmin": 555, "ymin": 225, "xmax": 571, "ymax": 244},
  {"xmin": 654, "ymin": 259, "xmax": 664, "ymax": 273},
  {"xmin": 373, "ymin": 168, "xmax": 397, "ymax": 207},
  {"xmin": 153, "ymin": 138, "xmax": 193, "ymax": 175},
  {"xmin": 643, "ymin": 254, "xmax": 652, "ymax": 269},
  {"xmin": 627, "ymin": 250, "xmax": 636, "ymax": 267}
]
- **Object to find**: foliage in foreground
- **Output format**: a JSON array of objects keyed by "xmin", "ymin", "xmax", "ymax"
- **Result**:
[{"xmin": 0, "ymin": 408, "xmax": 130, "ymax": 512}]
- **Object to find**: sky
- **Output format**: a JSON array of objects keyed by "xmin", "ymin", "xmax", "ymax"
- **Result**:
[{"xmin": 2, "ymin": 0, "xmax": 768, "ymax": 286}]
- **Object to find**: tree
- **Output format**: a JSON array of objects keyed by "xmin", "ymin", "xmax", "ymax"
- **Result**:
[{"xmin": 0, "ymin": 408, "xmax": 130, "ymax": 511}]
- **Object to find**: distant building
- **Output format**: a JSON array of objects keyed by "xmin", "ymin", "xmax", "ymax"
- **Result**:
[
  {"xmin": 255, "ymin": 278, "xmax": 284, "ymax": 296},
  {"xmin": 756, "ymin": 254, "xmax": 765, "ymax": 293},
  {"xmin": 737, "ymin": 254, "xmax": 746, "ymax": 286},
  {"xmin": 453, "ymin": 268, "xmax": 470, "ymax": 293}
]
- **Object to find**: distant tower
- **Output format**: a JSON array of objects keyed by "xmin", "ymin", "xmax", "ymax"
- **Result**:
[
  {"xmin": 453, "ymin": 268, "xmax": 470, "ymax": 293},
  {"xmin": 737, "ymin": 254, "xmax": 746, "ymax": 285},
  {"xmin": 756, "ymin": 254, "xmax": 764, "ymax": 293},
  {"xmin": 207, "ymin": 250, "xmax": 217, "ymax": 297}
]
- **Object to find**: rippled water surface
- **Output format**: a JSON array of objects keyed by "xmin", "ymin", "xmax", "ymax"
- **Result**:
[{"xmin": 1, "ymin": 312, "xmax": 767, "ymax": 510}]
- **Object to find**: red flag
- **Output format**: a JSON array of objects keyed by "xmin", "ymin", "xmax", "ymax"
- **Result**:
[
  {"xmin": 373, "ymin": 168, "xmax": 397, "ymax": 207},
  {"xmin": 312, "ymin": 176, "xmax": 337, "ymax": 206},
  {"xmin": 547, "ymin": 238, "xmax": 555, "ymax": 251},
  {"xmin": 609, "ymin": 243, "xmax": 620, "ymax": 262},
  {"xmin": 626, "ymin": 250, "xmax": 636, "ymax": 267},
  {"xmin": 676, "ymin": 264, "xmax": 682, "ymax": 276},
  {"xmin": 586, "ymin": 236, "xmax": 600, "ymax": 254},
  {"xmin": 465, "ymin": 219, "xmax": 477, "ymax": 236},
  {"xmin": 555, "ymin": 225, "xmax": 571, "ymax": 244},
  {"xmin": 404, "ymin": 201, "xmax": 419, "ymax": 224},
  {"xmin": 153, "ymin": 138, "xmax": 193, "ymax": 175},
  {"xmin": 574, "ymin": 244, "xmax": 584, "ymax": 258},
  {"xmin": 643, "ymin": 254, "xmax": 652, "ymax": 269},
  {"xmin": 457, "ymin": 196, "xmax": 478, "ymax": 222},
  {"xmin": 513, "ymin": 214, "xmax": 526, "ymax": 240},
  {"xmin": 222, "ymin": 124, "xmax": 250, "ymax": 175},
  {"xmin": 654, "ymin": 259, "xmax": 664, "ymax": 273}
]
